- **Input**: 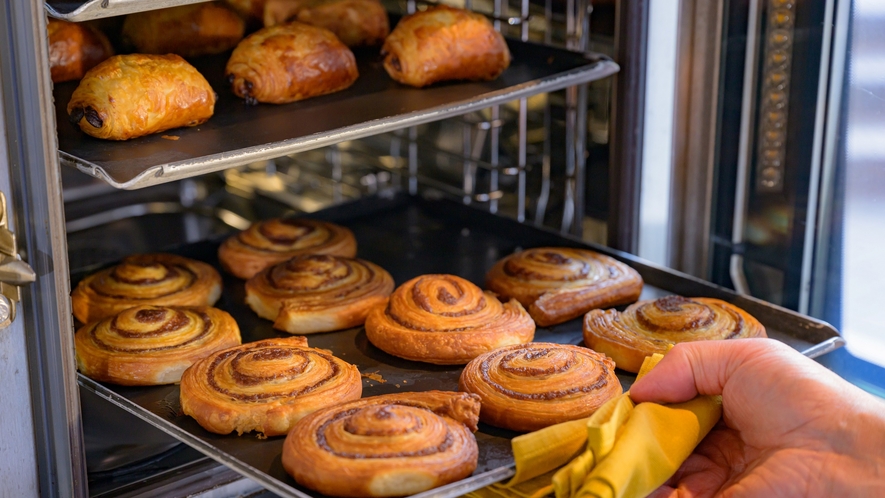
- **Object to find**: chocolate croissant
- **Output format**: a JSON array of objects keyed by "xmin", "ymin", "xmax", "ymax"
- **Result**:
[
  {"xmin": 47, "ymin": 18, "xmax": 114, "ymax": 84},
  {"xmin": 122, "ymin": 3, "xmax": 245, "ymax": 58},
  {"xmin": 67, "ymin": 54, "xmax": 215, "ymax": 140},
  {"xmin": 263, "ymin": 0, "xmax": 389, "ymax": 47}
]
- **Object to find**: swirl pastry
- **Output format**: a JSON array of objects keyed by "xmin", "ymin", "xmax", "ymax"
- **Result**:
[
  {"xmin": 459, "ymin": 343, "xmax": 621, "ymax": 432},
  {"xmin": 218, "ymin": 218, "xmax": 357, "ymax": 279},
  {"xmin": 74, "ymin": 305, "xmax": 241, "ymax": 386},
  {"xmin": 47, "ymin": 19, "xmax": 114, "ymax": 84},
  {"xmin": 71, "ymin": 253, "xmax": 222, "ymax": 325},
  {"xmin": 245, "ymin": 254, "xmax": 394, "ymax": 334},
  {"xmin": 263, "ymin": 0, "xmax": 390, "ymax": 48},
  {"xmin": 583, "ymin": 295, "xmax": 768, "ymax": 373},
  {"xmin": 486, "ymin": 247, "xmax": 643, "ymax": 327},
  {"xmin": 282, "ymin": 391, "xmax": 480, "ymax": 497},
  {"xmin": 122, "ymin": 3, "xmax": 245, "ymax": 58},
  {"xmin": 180, "ymin": 337, "xmax": 362, "ymax": 436},
  {"xmin": 364, "ymin": 274, "xmax": 535, "ymax": 365}
]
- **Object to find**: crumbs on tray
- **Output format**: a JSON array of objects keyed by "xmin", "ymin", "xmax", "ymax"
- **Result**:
[
  {"xmin": 361, "ymin": 371, "xmax": 386, "ymax": 384},
  {"xmin": 161, "ymin": 135, "xmax": 180, "ymax": 141}
]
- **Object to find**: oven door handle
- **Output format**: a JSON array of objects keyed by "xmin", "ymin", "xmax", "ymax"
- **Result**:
[{"xmin": 0, "ymin": 191, "xmax": 36, "ymax": 329}]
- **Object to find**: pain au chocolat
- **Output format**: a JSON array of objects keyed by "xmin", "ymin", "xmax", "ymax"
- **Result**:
[
  {"xmin": 47, "ymin": 18, "xmax": 114, "ymax": 83},
  {"xmin": 122, "ymin": 3, "xmax": 245, "ymax": 58},
  {"xmin": 583, "ymin": 295, "xmax": 768, "ymax": 373},
  {"xmin": 263, "ymin": 0, "xmax": 389, "ymax": 47},
  {"xmin": 282, "ymin": 391, "xmax": 480, "ymax": 498}
]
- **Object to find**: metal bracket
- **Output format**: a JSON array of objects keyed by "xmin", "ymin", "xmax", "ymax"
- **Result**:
[{"xmin": 0, "ymin": 192, "xmax": 36, "ymax": 329}]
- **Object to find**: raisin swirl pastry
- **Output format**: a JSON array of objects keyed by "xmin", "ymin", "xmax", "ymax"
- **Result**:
[
  {"xmin": 180, "ymin": 337, "xmax": 362, "ymax": 436},
  {"xmin": 218, "ymin": 218, "xmax": 357, "ymax": 279},
  {"xmin": 282, "ymin": 391, "xmax": 480, "ymax": 498},
  {"xmin": 583, "ymin": 295, "xmax": 768, "ymax": 373},
  {"xmin": 74, "ymin": 305, "xmax": 241, "ymax": 386},
  {"xmin": 245, "ymin": 254, "xmax": 394, "ymax": 334},
  {"xmin": 486, "ymin": 247, "xmax": 643, "ymax": 327},
  {"xmin": 71, "ymin": 253, "xmax": 222, "ymax": 325},
  {"xmin": 364, "ymin": 274, "xmax": 535, "ymax": 365},
  {"xmin": 459, "ymin": 343, "xmax": 621, "ymax": 432}
]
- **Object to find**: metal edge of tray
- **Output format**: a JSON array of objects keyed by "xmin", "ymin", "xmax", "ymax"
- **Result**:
[
  {"xmin": 45, "ymin": 0, "xmax": 212, "ymax": 22},
  {"xmin": 58, "ymin": 60, "xmax": 620, "ymax": 191}
]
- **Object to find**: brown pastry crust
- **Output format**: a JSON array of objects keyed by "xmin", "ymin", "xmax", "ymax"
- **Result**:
[
  {"xmin": 224, "ymin": 0, "xmax": 267, "ymax": 22},
  {"xmin": 282, "ymin": 391, "xmax": 480, "ymax": 497},
  {"xmin": 583, "ymin": 296, "xmax": 768, "ymax": 373},
  {"xmin": 74, "ymin": 305, "xmax": 241, "ymax": 386},
  {"xmin": 218, "ymin": 218, "xmax": 357, "ymax": 279},
  {"xmin": 381, "ymin": 5, "xmax": 511, "ymax": 87},
  {"xmin": 364, "ymin": 274, "xmax": 535, "ymax": 365},
  {"xmin": 71, "ymin": 253, "xmax": 222, "ymax": 325},
  {"xmin": 122, "ymin": 3, "xmax": 245, "ymax": 58},
  {"xmin": 180, "ymin": 337, "xmax": 362, "ymax": 436},
  {"xmin": 47, "ymin": 18, "xmax": 114, "ymax": 84},
  {"xmin": 225, "ymin": 22, "xmax": 358, "ymax": 105},
  {"xmin": 485, "ymin": 247, "xmax": 643, "ymax": 327},
  {"xmin": 459, "ymin": 343, "xmax": 621, "ymax": 432},
  {"xmin": 66, "ymin": 54, "xmax": 215, "ymax": 140},
  {"xmin": 245, "ymin": 254, "xmax": 394, "ymax": 334},
  {"xmin": 262, "ymin": 0, "xmax": 389, "ymax": 47}
]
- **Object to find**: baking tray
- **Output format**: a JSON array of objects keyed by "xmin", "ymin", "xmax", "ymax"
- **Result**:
[
  {"xmin": 46, "ymin": 0, "xmax": 211, "ymax": 22},
  {"xmin": 76, "ymin": 194, "xmax": 843, "ymax": 498},
  {"xmin": 55, "ymin": 40, "xmax": 618, "ymax": 190}
]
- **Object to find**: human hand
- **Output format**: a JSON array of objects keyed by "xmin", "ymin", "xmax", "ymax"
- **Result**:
[{"xmin": 630, "ymin": 338, "xmax": 885, "ymax": 497}]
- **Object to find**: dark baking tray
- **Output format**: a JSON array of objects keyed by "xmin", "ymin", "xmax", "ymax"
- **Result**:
[
  {"xmin": 55, "ymin": 40, "xmax": 618, "ymax": 190},
  {"xmin": 76, "ymin": 194, "xmax": 843, "ymax": 498}
]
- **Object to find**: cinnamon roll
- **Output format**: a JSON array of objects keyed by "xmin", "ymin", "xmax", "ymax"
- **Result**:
[
  {"xmin": 459, "ymin": 343, "xmax": 621, "ymax": 432},
  {"xmin": 74, "ymin": 305, "xmax": 241, "ymax": 386},
  {"xmin": 583, "ymin": 295, "xmax": 768, "ymax": 373},
  {"xmin": 180, "ymin": 337, "xmax": 362, "ymax": 436},
  {"xmin": 71, "ymin": 253, "xmax": 222, "ymax": 325},
  {"xmin": 282, "ymin": 391, "xmax": 480, "ymax": 497},
  {"xmin": 245, "ymin": 254, "xmax": 394, "ymax": 334},
  {"xmin": 486, "ymin": 247, "xmax": 643, "ymax": 327},
  {"xmin": 364, "ymin": 274, "xmax": 535, "ymax": 365},
  {"xmin": 218, "ymin": 218, "xmax": 357, "ymax": 279}
]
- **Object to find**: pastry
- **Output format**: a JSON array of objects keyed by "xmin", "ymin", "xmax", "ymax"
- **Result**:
[
  {"xmin": 263, "ymin": 0, "xmax": 389, "ymax": 47},
  {"xmin": 583, "ymin": 295, "xmax": 768, "ymax": 373},
  {"xmin": 459, "ymin": 343, "xmax": 621, "ymax": 432},
  {"xmin": 224, "ymin": 0, "xmax": 267, "ymax": 22},
  {"xmin": 67, "ymin": 54, "xmax": 215, "ymax": 140},
  {"xmin": 74, "ymin": 305, "xmax": 241, "ymax": 386},
  {"xmin": 71, "ymin": 253, "xmax": 222, "ymax": 325},
  {"xmin": 245, "ymin": 254, "xmax": 394, "ymax": 334},
  {"xmin": 122, "ymin": 3, "xmax": 245, "ymax": 58},
  {"xmin": 364, "ymin": 274, "xmax": 535, "ymax": 365},
  {"xmin": 282, "ymin": 391, "xmax": 480, "ymax": 497},
  {"xmin": 47, "ymin": 18, "xmax": 114, "ymax": 83},
  {"xmin": 179, "ymin": 336, "xmax": 362, "ymax": 436},
  {"xmin": 485, "ymin": 247, "xmax": 643, "ymax": 327},
  {"xmin": 381, "ymin": 5, "xmax": 511, "ymax": 87},
  {"xmin": 225, "ymin": 22, "xmax": 358, "ymax": 105},
  {"xmin": 218, "ymin": 218, "xmax": 356, "ymax": 279}
]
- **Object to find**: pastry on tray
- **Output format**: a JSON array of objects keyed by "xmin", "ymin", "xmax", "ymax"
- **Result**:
[
  {"xmin": 225, "ymin": 22, "xmax": 358, "ymax": 105},
  {"xmin": 179, "ymin": 336, "xmax": 362, "ymax": 436},
  {"xmin": 459, "ymin": 342, "xmax": 622, "ymax": 432},
  {"xmin": 282, "ymin": 391, "xmax": 480, "ymax": 497},
  {"xmin": 485, "ymin": 247, "xmax": 643, "ymax": 327},
  {"xmin": 47, "ymin": 18, "xmax": 114, "ymax": 83},
  {"xmin": 122, "ymin": 3, "xmax": 245, "ymax": 58},
  {"xmin": 583, "ymin": 295, "xmax": 768, "ymax": 373},
  {"xmin": 263, "ymin": 0, "xmax": 389, "ymax": 47},
  {"xmin": 218, "ymin": 218, "xmax": 357, "ymax": 279},
  {"xmin": 67, "ymin": 54, "xmax": 215, "ymax": 140},
  {"xmin": 71, "ymin": 253, "xmax": 222, "ymax": 325},
  {"xmin": 245, "ymin": 254, "xmax": 394, "ymax": 334},
  {"xmin": 74, "ymin": 305, "xmax": 241, "ymax": 386},
  {"xmin": 381, "ymin": 5, "xmax": 511, "ymax": 87},
  {"xmin": 364, "ymin": 274, "xmax": 535, "ymax": 365}
]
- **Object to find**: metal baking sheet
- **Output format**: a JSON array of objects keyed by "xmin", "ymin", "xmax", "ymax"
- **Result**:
[
  {"xmin": 76, "ymin": 194, "xmax": 842, "ymax": 498},
  {"xmin": 46, "ymin": 0, "xmax": 211, "ymax": 22},
  {"xmin": 55, "ymin": 41, "xmax": 619, "ymax": 190}
]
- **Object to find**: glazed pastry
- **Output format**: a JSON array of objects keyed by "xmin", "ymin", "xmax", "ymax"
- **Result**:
[
  {"xmin": 74, "ymin": 305, "xmax": 241, "ymax": 386},
  {"xmin": 122, "ymin": 3, "xmax": 245, "ymax": 57},
  {"xmin": 67, "ymin": 54, "xmax": 215, "ymax": 140},
  {"xmin": 263, "ymin": 0, "xmax": 389, "ymax": 47},
  {"xmin": 71, "ymin": 253, "xmax": 222, "ymax": 325},
  {"xmin": 179, "ymin": 337, "xmax": 362, "ymax": 436},
  {"xmin": 381, "ymin": 5, "xmax": 511, "ymax": 87},
  {"xmin": 245, "ymin": 254, "xmax": 394, "ymax": 334},
  {"xmin": 364, "ymin": 274, "xmax": 535, "ymax": 365},
  {"xmin": 583, "ymin": 295, "xmax": 768, "ymax": 373},
  {"xmin": 459, "ymin": 343, "xmax": 621, "ymax": 432},
  {"xmin": 225, "ymin": 22, "xmax": 358, "ymax": 105},
  {"xmin": 282, "ymin": 391, "xmax": 480, "ymax": 497},
  {"xmin": 485, "ymin": 247, "xmax": 643, "ymax": 327},
  {"xmin": 47, "ymin": 18, "xmax": 114, "ymax": 83},
  {"xmin": 224, "ymin": 0, "xmax": 267, "ymax": 22},
  {"xmin": 218, "ymin": 218, "xmax": 357, "ymax": 279}
]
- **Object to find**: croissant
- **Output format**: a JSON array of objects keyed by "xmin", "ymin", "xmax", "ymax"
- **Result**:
[
  {"xmin": 263, "ymin": 0, "xmax": 389, "ymax": 47},
  {"xmin": 47, "ymin": 18, "xmax": 114, "ymax": 83},
  {"xmin": 122, "ymin": 3, "xmax": 245, "ymax": 57},
  {"xmin": 67, "ymin": 54, "xmax": 215, "ymax": 140}
]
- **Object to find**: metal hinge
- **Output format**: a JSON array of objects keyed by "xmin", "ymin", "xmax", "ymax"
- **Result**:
[{"xmin": 0, "ymin": 192, "xmax": 35, "ymax": 329}]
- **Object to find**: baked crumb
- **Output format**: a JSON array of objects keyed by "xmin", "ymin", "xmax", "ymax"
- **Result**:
[
  {"xmin": 161, "ymin": 135, "xmax": 180, "ymax": 141},
  {"xmin": 361, "ymin": 371, "xmax": 386, "ymax": 383}
]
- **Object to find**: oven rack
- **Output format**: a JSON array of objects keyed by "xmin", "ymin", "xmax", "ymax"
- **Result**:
[{"xmin": 45, "ymin": 0, "xmax": 210, "ymax": 22}]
